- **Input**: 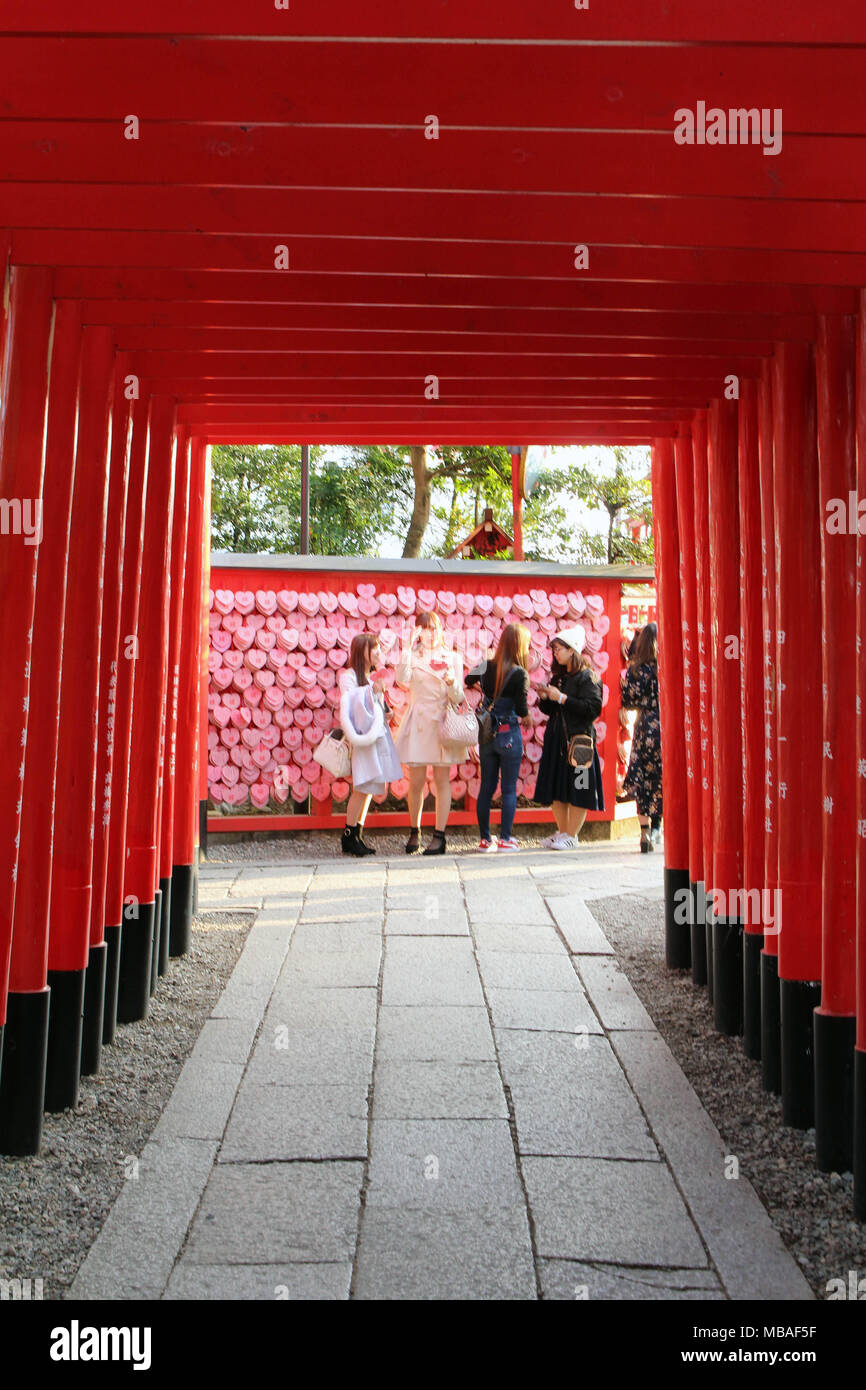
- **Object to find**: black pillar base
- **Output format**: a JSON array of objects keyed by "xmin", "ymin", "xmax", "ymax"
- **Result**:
[
  {"xmin": 0, "ymin": 988, "xmax": 50, "ymax": 1155},
  {"xmin": 780, "ymin": 977, "xmax": 820, "ymax": 1130},
  {"xmin": 80, "ymin": 942, "xmax": 107, "ymax": 1077},
  {"xmin": 712, "ymin": 917, "xmax": 743, "ymax": 1037},
  {"xmin": 854, "ymin": 1050, "xmax": 866, "ymax": 1221},
  {"xmin": 192, "ymin": 860, "xmax": 199, "ymax": 916},
  {"xmin": 44, "ymin": 969, "xmax": 86, "ymax": 1112},
  {"xmin": 116, "ymin": 901, "xmax": 154, "ymax": 1024},
  {"xmin": 150, "ymin": 888, "xmax": 162, "ymax": 998},
  {"xmin": 705, "ymin": 892, "xmax": 714, "ymax": 1005},
  {"xmin": 664, "ymin": 867, "xmax": 691, "ymax": 970},
  {"xmin": 690, "ymin": 881, "xmax": 707, "ymax": 988},
  {"xmin": 169, "ymin": 863, "xmax": 195, "ymax": 957},
  {"xmin": 761, "ymin": 951, "xmax": 782, "ymax": 1095},
  {"xmin": 199, "ymin": 799, "xmax": 208, "ymax": 861},
  {"xmin": 157, "ymin": 876, "xmax": 172, "ymax": 977},
  {"xmin": 813, "ymin": 1009, "xmax": 856, "ymax": 1173},
  {"xmin": 102, "ymin": 923, "xmax": 122, "ymax": 1045},
  {"xmin": 742, "ymin": 931, "xmax": 764, "ymax": 1062}
]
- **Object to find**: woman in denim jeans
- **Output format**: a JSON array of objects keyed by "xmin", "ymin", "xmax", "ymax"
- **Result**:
[{"xmin": 465, "ymin": 622, "xmax": 531, "ymax": 852}]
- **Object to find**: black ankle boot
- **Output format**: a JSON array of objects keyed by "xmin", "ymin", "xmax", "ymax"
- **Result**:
[
  {"xmin": 356, "ymin": 827, "xmax": 376, "ymax": 856},
  {"xmin": 405, "ymin": 829, "xmax": 420, "ymax": 855},
  {"xmin": 423, "ymin": 829, "xmax": 447, "ymax": 856},
  {"xmin": 342, "ymin": 825, "xmax": 368, "ymax": 858}
]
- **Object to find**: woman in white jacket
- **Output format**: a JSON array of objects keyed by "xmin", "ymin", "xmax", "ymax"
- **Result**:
[
  {"xmin": 393, "ymin": 610, "xmax": 469, "ymax": 856},
  {"xmin": 339, "ymin": 633, "xmax": 402, "ymax": 856}
]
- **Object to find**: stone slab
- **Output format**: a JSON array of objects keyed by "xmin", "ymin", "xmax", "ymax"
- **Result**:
[
  {"xmin": 575, "ymin": 955, "xmax": 655, "ymax": 1031},
  {"xmin": 494, "ymin": 1030, "xmax": 657, "ymax": 1159},
  {"xmin": 70, "ymin": 1137, "xmax": 219, "ymax": 1300},
  {"xmin": 538, "ymin": 1260, "xmax": 725, "ymax": 1301},
  {"xmin": 522, "ymin": 1156, "xmax": 707, "ymax": 1268},
  {"xmin": 269, "ymin": 985, "xmax": 378, "ymax": 1030},
  {"xmin": 365, "ymin": 1119, "xmax": 524, "ymax": 1211},
  {"xmin": 164, "ymin": 1261, "xmax": 352, "ymax": 1301},
  {"xmin": 245, "ymin": 1024, "xmax": 375, "ymax": 1089},
  {"xmin": 376, "ymin": 1006, "xmax": 496, "ymax": 1061},
  {"xmin": 611, "ymin": 1029, "xmax": 815, "ymax": 1300},
  {"xmin": 218, "ymin": 1082, "xmax": 368, "ymax": 1162},
  {"xmin": 475, "ymin": 948, "xmax": 580, "ymax": 992},
  {"xmin": 282, "ymin": 945, "xmax": 382, "ymax": 990},
  {"xmin": 183, "ymin": 1161, "xmax": 364, "ymax": 1264},
  {"xmin": 153, "ymin": 1059, "xmax": 245, "ymax": 1142},
  {"xmin": 373, "ymin": 1060, "xmax": 508, "ymax": 1119},
  {"xmin": 470, "ymin": 920, "xmax": 563, "ymax": 954},
  {"xmin": 485, "ymin": 987, "xmax": 601, "ymax": 1035},
  {"xmin": 381, "ymin": 937, "xmax": 484, "ymax": 1007},
  {"xmin": 353, "ymin": 1206, "xmax": 536, "ymax": 1301},
  {"xmin": 385, "ymin": 908, "xmax": 470, "ymax": 936}
]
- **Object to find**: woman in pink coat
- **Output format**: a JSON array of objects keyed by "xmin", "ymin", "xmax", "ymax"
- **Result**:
[{"xmin": 393, "ymin": 610, "xmax": 469, "ymax": 855}]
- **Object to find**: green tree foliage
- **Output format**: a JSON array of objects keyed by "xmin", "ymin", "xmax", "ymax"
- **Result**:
[
  {"xmin": 568, "ymin": 446, "xmax": 654, "ymax": 564},
  {"xmin": 210, "ymin": 445, "xmax": 411, "ymax": 555}
]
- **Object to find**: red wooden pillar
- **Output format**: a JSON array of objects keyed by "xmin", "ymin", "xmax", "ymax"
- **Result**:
[
  {"xmin": 853, "ymin": 293, "xmax": 866, "ymax": 1217},
  {"xmin": 80, "ymin": 360, "xmax": 133, "ymax": 1077},
  {"xmin": 758, "ymin": 358, "xmax": 782, "ymax": 1093},
  {"xmin": 707, "ymin": 397, "xmax": 744, "ymax": 1035},
  {"xmin": 738, "ymin": 379, "xmax": 765, "ymax": 1059},
  {"xmin": 155, "ymin": 429, "xmax": 191, "ymax": 981},
  {"xmin": 773, "ymin": 339, "xmax": 823, "ymax": 1130},
  {"xmin": 0, "ymin": 267, "xmax": 54, "ymax": 1079},
  {"xmin": 692, "ymin": 408, "xmax": 715, "ymax": 996},
  {"xmin": 651, "ymin": 436, "xmax": 690, "ymax": 968},
  {"xmin": 199, "ymin": 447, "xmax": 212, "ymax": 863},
  {"xmin": 170, "ymin": 437, "xmax": 208, "ymax": 955},
  {"xmin": 102, "ymin": 395, "xmax": 150, "ymax": 1043},
  {"xmin": 0, "ymin": 300, "xmax": 80, "ymax": 1155},
  {"xmin": 674, "ymin": 427, "xmax": 706, "ymax": 983},
  {"xmin": 118, "ymin": 397, "xmax": 176, "ymax": 1023},
  {"xmin": 814, "ymin": 313, "xmax": 857, "ymax": 1172},
  {"xmin": 44, "ymin": 326, "xmax": 115, "ymax": 1112}
]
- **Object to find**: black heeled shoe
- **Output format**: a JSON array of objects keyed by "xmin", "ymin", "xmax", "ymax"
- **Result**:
[
  {"xmin": 342, "ymin": 825, "xmax": 368, "ymax": 858},
  {"xmin": 423, "ymin": 829, "xmax": 447, "ymax": 856},
  {"xmin": 640, "ymin": 830, "xmax": 653, "ymax": 854},
  {"xmin": 405, "ymin": 829, "xmax": 420, "ymax": 855}
]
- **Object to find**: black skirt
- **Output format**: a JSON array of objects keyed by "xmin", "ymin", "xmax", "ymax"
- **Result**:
[{"xmin": 533, "ymin": 710, "xmax": 605, "ymax": 811}]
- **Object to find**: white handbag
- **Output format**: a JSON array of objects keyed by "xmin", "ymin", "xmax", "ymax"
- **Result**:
[
  {"xmin": 313, "ymin": 729, "xmax": 352, "ymax": 778},
  {"xmin": 440, "ymin": 700, "xmax": 479, "ymax": 748}
]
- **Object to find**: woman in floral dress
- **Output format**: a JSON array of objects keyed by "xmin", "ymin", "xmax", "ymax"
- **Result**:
[{"xmin": 621, "ymin": 622, "xmax": 662, "ymax": 852}]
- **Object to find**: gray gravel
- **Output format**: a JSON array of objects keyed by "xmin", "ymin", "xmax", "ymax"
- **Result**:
[
  {"xmin": 0, "ymin": 910, "xmax": 251, "ymax": 1301},
  {"xmin": 206, "ymin": 822, "xmax": 625, "ymax": 860},
  {"xmin": 590, "ymin": 892, "xmax": 866, "ymax": 1301}
]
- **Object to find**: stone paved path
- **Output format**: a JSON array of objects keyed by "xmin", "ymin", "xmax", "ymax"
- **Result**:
[{"xmin": 72, "ymin": 846, "xmax": 812, "ymax": 1301}]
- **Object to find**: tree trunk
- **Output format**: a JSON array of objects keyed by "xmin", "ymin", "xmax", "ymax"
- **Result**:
[
  {"xmin": 474, "ymin": 482, "xmax": 481, "ymax": 526},
  {"xmin": 403, "ymin": 445, "xmax": 431, "ymax": 557},
  {"xmin": 607, "ymin": 508, "xmax": 615, "ymax": 564},
  {"xmin": 444, "ymin": 478, "xmax": 460, "ymax": 553}
]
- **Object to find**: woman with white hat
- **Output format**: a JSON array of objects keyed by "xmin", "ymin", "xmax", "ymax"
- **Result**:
[
  {"xmin": 338, "ymin": 633, "xmax": 402, "ymax": 856},
  {"xmin": 533, "ymin": 625, "xmax": 604, "ymax": 849},
  {"xmin": 393, "ymin": 609, "xmax": 470, "ymax": 855}
]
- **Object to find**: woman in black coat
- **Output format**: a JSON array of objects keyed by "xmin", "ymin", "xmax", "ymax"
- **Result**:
[
  {"xmin": 533, "ymin": 626, "xmax": 604, "ymax": 850},
  {"xmin": 621, "ymin": 621, "xmax": 662, "ymax": 851}
]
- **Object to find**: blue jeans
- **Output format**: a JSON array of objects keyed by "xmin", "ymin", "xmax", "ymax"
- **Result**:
[{"xmin": 477, "ymin": 722, "xmax": 523, "ymax": 840}]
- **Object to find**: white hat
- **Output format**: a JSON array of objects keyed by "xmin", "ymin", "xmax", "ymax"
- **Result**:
[{"xmin": 551, "ymin": 625, "xmax": 586, "ymax": 656}]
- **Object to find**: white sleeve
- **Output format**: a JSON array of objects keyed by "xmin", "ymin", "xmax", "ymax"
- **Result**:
[{"xmin": 394, "ymin": 646, "xmax": 414, "ymax": 686}]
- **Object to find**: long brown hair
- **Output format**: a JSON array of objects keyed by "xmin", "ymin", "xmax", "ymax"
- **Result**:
[
  {"xmin": 629, "ymin": 621, "xmax": 658, "ymax": 669},
  {"xmin": 415, "ymin": 609, "xmax": 444, "ymax": 642},
  {"xmin": 491, "ymin": 622, "xmax": 530, "ymax": 699},
  {"xmin": 349, "ymin": 632, "xmax": 379, "ymax": 687}
]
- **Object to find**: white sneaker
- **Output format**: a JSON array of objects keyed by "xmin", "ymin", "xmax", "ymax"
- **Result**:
[
  {"xmin": 498, "ymin": 837, "xmax": 520, "ymax": 852},
  {"xmin": 551, "ymin": 834, "xmax": 576, "ymax": 851},
  {"xmin": 541, "ymin": 831, "xmax": 564, "ymax": 849},
  {"xmin": 478, "ymin": 837, "xmax": 498, "ymax": 853}
]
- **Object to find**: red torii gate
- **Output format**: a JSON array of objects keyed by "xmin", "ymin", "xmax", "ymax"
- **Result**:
[{"xmin": 0, "ymin": 2, "xmax": 865, "ymax": 1224}]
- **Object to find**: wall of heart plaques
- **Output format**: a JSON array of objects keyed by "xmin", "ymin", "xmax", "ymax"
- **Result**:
[{"xmin": 207, "ymin": 569, "xmax": 624, "ymax": 818}]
